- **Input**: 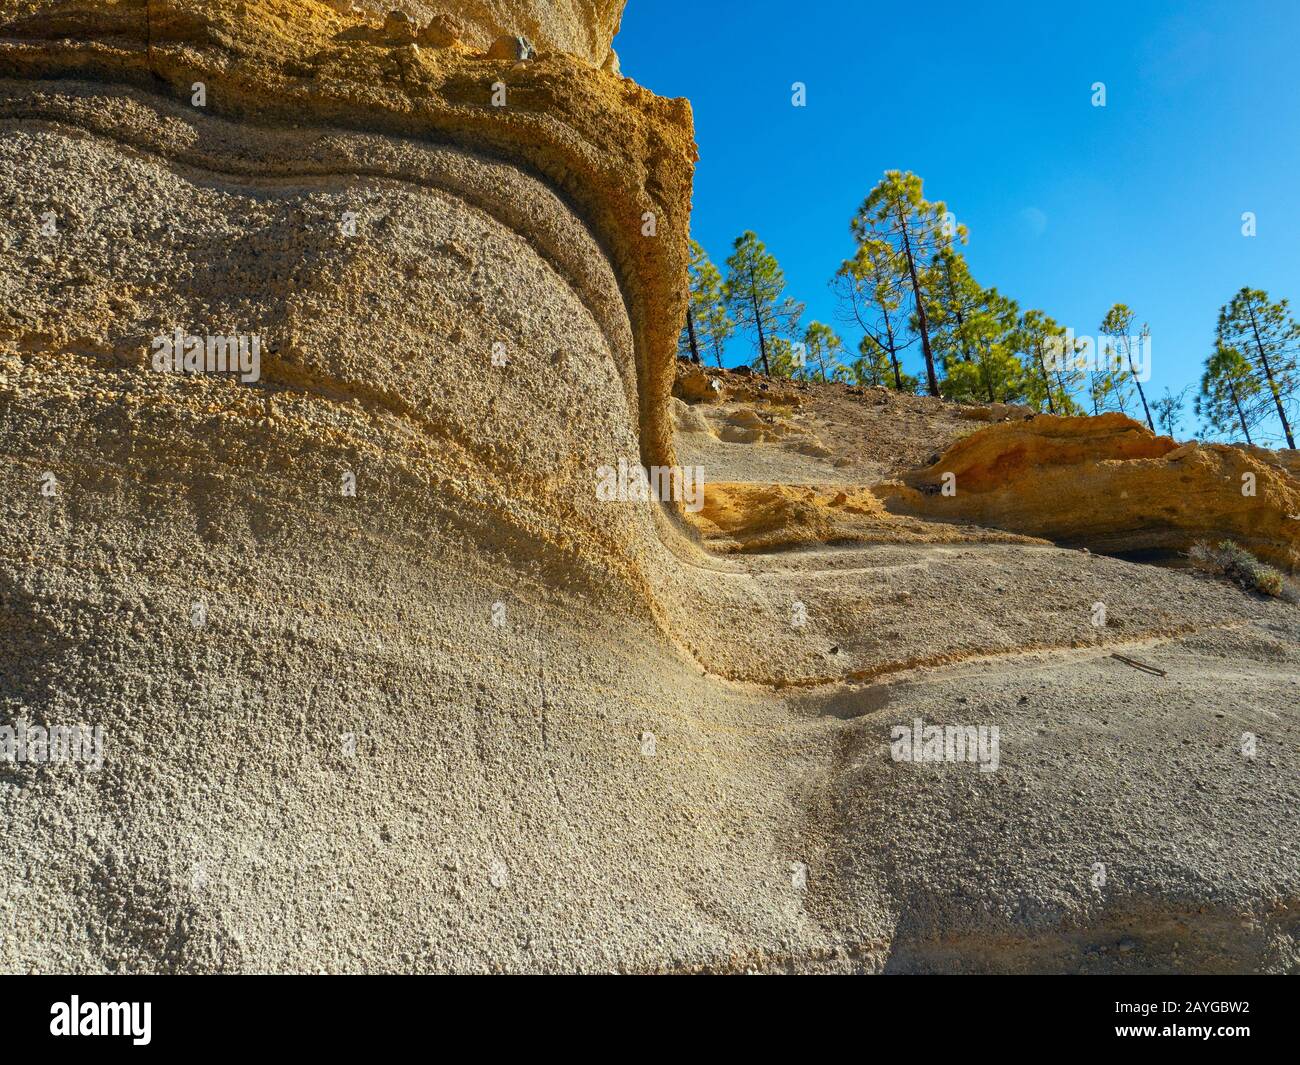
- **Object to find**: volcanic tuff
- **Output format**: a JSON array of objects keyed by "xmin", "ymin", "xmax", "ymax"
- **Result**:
[
  {"xmin": 878, "ymin": 413, "xmax": 1300, "ymax": 571},
  {"xmin": 1, "ymin": 1, "xmax": 1297, "ymax": 974}
]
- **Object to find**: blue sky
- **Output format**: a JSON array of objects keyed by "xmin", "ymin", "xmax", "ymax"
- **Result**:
[{"xmin": 615, "ymin": 0, "xmax": 1300, "ymax": 442}]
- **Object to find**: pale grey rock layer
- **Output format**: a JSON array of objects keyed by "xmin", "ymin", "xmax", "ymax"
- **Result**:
[{"xmin": 0, "ymin": 83, "xmax": 1296, "ymax": 973}]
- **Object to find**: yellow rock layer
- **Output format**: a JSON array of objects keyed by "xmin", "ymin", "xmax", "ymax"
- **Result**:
[
  {"xmin": 876, "ymin": 413, "xmax": 1300, "ymax": 570},
  {"xmin": 695, "ymin": 482, "xmax": 1044, "ymax": 553}
]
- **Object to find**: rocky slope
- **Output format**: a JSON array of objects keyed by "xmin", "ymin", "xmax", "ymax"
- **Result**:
[
  {"xmin": 676, "ymin": 365, "xmax": 1300, "ymax": 570},
  {"xmin": 0, "ymin": 1, "xmax": 1296, "ymax": 974},
  {"xmin": 881, "ymin": 414, "xmax": 1300, "ymax": 571}
]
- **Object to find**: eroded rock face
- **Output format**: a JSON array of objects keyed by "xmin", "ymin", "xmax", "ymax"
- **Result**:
[
  {"xmin": 1, "ymin": 83, "xmax": 708, "ymax": 972},
  {"xmin": 356, "ymin": 0, "xmax": 626, "ymax": 67},
  {"xmin": 693, "ymin": 483, "xmax": 1042, "ymax": 554},
  {"xmin": 874, "ymin": 414, "xmax": 1300, "ymax": 570},
  {"xmin": 0, "ymin": 0, "xmax": 694, "ymax": 471},
  {"xmin": 2, "ymin": 1, "xmax": 1298, "ymax": 976},
  {"xmin": 0, "ymin": 0, "xmax": 763, "ymax": 976}
]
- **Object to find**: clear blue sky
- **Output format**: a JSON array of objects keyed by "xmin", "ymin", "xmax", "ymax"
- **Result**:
[{"xmin": 615, "ymin": 0, "xmax": 1300, "ymax": 443}]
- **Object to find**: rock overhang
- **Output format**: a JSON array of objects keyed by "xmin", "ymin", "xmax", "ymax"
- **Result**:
[{"xmin": 0, "ymin": 0, "xmax": 695, "ymax": 472}]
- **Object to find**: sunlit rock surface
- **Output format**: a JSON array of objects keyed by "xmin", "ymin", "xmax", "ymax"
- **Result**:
[{"xmin": 0, "ymin": 2, "xmax": 1296, "ymax": 973}]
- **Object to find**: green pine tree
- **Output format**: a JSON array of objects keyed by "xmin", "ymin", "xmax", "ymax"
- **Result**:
[
  {"xmin": 1196, "ymin": 343, "xmax": 1265, "ymax": 444},
  {"xmin": 850, "ymin": 171, "xmax": 962, "ymax": 396},
  {"xmin": 850, "ymin": 336, "xmax": 918, "ymax": 391},
  {"xmin": 677, "ymin": 240, "xmax": 734, "ymax": 367},
  {"xmin": 764, "ymin": 336, "xmax": 799, "ymax": 378},
  {"xmin": 723, "ymin": 231, "xmax": 803, "ymax": 376},
  {"xmin": 831, "ymin": 236, "xmax": 914, "ymax": 391},
  {"xmin": 1017, "ymin": 308, "xmax": 1083, "ymax": 414},
  {"xmin": 922, "ymin": 247, "xmax": 983, "ymax": 374},
  {"xmin": 1215, "ymin": 287, "xmax": 1298, "ymax": 448},
  {"xmin": 802, "ymin": 321, "xmax": 845, "ymax": 382},
  {"xmin": 1151, "ymin": 385, "xmax": 1190, "ymax": 439},
  {"xmin": 1100, "ymin": 304, "xmax": 1155, "ymax": 430},
  {"xmin": 939, "ymin": 287, "xmax": 1024, "ymax": 404}
]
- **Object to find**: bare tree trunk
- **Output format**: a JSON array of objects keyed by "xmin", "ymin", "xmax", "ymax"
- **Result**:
[
  {"xmin": 881, "ymin": 306, "xmax": 903, "ymax": 391},
  {"xmin": 1247, "ymin": 302, "xmax": 1296, "ymax": 448},
  {"xmin": 1036, "ymin": 341, "xmax": 1056, "ymax": 414},
  {"xmin": 896, "ymin": 208, "xmax": 940, "ymax": 396},
  {"xmin": 1123, "ymin": 336, "xmax": 1154, "ymax": 431},
  {"xmin": 749, "ymin": 272, "xmax": 770, "ymax": 376},
  {"xmin": 684, "ymin": 305, "xmax": 701, "ymax": 364},
  {"xmin": 1227, "ymin": 374, "xmax": 1253, "ymax": 445}
]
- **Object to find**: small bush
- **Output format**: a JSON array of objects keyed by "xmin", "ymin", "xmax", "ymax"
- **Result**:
[{"xmin": 1188, "ymin": 540, "xmax": 1291, "ymax": 599}]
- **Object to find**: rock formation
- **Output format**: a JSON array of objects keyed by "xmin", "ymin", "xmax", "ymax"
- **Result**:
[
  {"xmin": 1, "ymin": 2, "xmax": 1297, "ymax": 974},
  {"xmin": 693, "ymin": 482, "xmax": 1044, "ymax": 554},
  {"xmin": 349, "ymin": 1, "xmax": 626, "ymax": 68},
  {"xmin": 876, "ymin": 413, "xmax": 1300, "ymax": 571}
]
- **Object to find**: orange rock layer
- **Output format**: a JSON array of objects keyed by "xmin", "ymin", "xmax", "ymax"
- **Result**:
[{"xmin": 875, "ymin": 413, "xmax": 1300, "ymax": 570}]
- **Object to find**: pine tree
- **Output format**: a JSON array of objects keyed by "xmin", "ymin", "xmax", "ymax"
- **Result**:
[
  {"xmin": 832, "ymin": 237, "xmax": 913, "ymax": 391},
  {"xmin": 939, "ymin": 288, "xmax": 1023, "ymax": 404},
  {"xmin": 764, "ymin": 336, "xmax": 799, "ymax": 378},
  {"xmin": 677, "ymin": 240, "xmax": 733, "ymax": 367},
  {"xmin": 850, "ymin": 337, "xmax": 891, "ymax": 387},
  {"xmin": 723, "ymin": 231, "xmax": 802, "ymax": 376},
  {"xmin": 1196, "ymin": 343, "xmax": 1265, "ymax": 444},
  {"xmin": 851, "ymin": 336, "xmax": 918, "ymax": 391},
  {"xmin": 1215, "ymin": 287, "xmax": 1298, "ymax": 448},
  {"xmin": 1087, "ymin": 350, "xmax": 1119, "ymax": 416},
  {"xmin": 850, "ymin": 171, "xmax": 961, "ymax": 396},
  {"xmin": 1100, "ymin": 304, "xmax": 1154, "ymax": 430},
  {"xmin": 1151, "ymin": 385, "xmax": 1190, "ymax": 439},
  {"xmin": 1017, "ymin": 309, "xmax": 1083, "ymax": 414},
  {"xmin": 922, "ymin": 247, "xmax": 982, "ymax": 373},
  {"xmin": 1082, "ymin": 333, "xmax": 1132, "ymax": 415},
  {"xmin": 802, "ymin": 321, "xmax": 845, "ymax": 382},
  {"xmin": 679, "ymin": 243, "xmax": 703, "ymax": 364}
]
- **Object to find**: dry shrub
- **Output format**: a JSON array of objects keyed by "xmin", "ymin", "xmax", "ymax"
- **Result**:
[{"xmin": 1188, "ymin": 540, "xmax": 1294, "ymax": 601}]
